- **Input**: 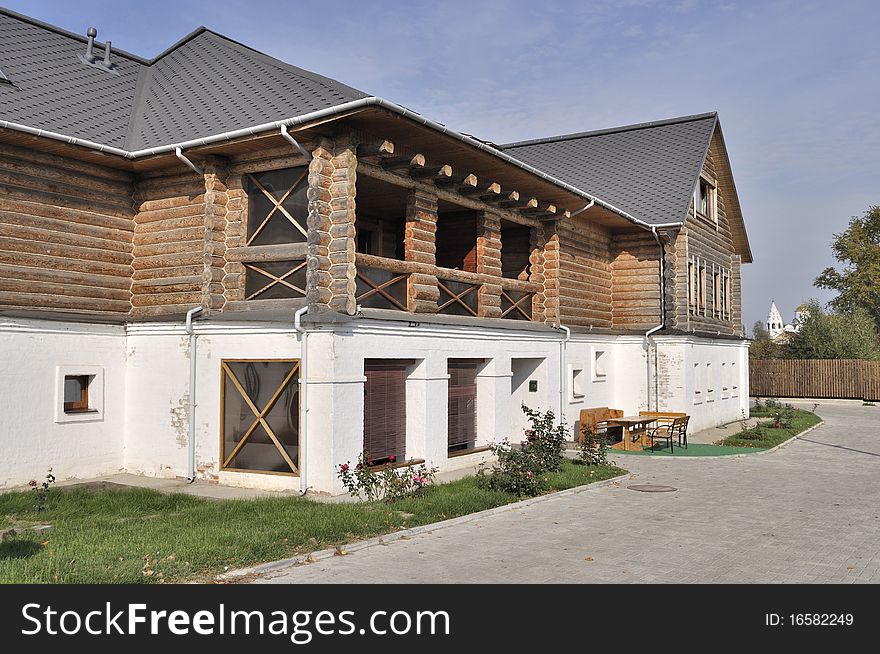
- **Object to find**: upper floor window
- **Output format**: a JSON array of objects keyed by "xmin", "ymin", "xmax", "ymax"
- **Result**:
[
  {"xmin": 694, "ymin": 176, "xmax": 716, "ymax": 225},
  {"xmin": 688, "ymin": 257, "xmax": 707, "ymax": 316},
  {"xmin": 245, "ymin": 167, "xmax": 309, "ymax": 246}
]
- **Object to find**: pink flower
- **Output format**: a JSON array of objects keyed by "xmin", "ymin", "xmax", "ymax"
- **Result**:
[
  {"xmin": 388, "ymin": 455, "xmax": 396, "ymax": 463},
  {"xmin": 29, "ymin": 480, "xmax": 37, "ymax": 487},
  {"xmin": 339, "ymin": 463, "xmax": 349, "ymax": 473},
  {"xmin": 527, "ymin": 471, "xmax": 534, "ymax": 478}
]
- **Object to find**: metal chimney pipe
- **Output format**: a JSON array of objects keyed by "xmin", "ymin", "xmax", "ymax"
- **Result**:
[
  {"xmin": 84, "ymin": 27, "xmax": 97, "ymax": 62},
  {"xmin": 103, "ymin": 40, "xmax": 112, "ymax": 67}
]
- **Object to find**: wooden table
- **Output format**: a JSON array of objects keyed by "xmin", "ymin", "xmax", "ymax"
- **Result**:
[{"xmin": 605, "ymin": 416, "xmax": 657, "ymax": 451}]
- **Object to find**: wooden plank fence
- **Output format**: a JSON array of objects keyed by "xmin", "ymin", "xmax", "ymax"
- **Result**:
[{"xmin": 749, "ymin": 359, "xmax": 880, "ymax": 402}]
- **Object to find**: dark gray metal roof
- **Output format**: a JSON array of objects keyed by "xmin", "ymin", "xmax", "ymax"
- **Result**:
[
  {"xmin": 503, "ymin": 113, "xmax": 718, "ymax": 226},
  {"xmin": 0, "ymin": 8, "xmax": 368, "ymax": 150}
]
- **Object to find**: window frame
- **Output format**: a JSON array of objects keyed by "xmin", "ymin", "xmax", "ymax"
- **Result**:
[
  {"xmin": 220, "ymin": 358, "xmax": 301, "ymax": 476},
  {"xmin": 55, "ymin": 365, "xmax": 104, "ymax": 423},
  {"xmin": 447, "ymin": 359, "xmax": 482, "ymax": 454},
  {"xmin": 694, "ymin": 174, "xmax": 717, "ymax": 227}
]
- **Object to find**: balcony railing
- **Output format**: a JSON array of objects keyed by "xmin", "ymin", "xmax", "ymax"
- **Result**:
[{"xmin": 355, "ymin": 253, "xmax": 538, "ymax": 320}]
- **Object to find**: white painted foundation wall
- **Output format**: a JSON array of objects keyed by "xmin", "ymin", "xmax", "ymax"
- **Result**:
[{"xmin": 0, "ymin": 315, "xmax": 749, "ymax": 493}]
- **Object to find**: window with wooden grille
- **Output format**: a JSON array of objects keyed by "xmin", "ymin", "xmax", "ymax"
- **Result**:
[
  {"xmin": 221, "ymin": 359, "xmax": 300, "ymax": 475},
  {"xmin": 694, "ymin": 176, "xmax": 716, "ymax": 225},
  {"xmin": 363, "ymin": 360, "xmax": 412, "ymax": 465},
  {"xmin": 448, "ymin": 360, "xmax": 480, "ymax": 453},
  {"xmin": 688, "ymin": 257, "xmax": 709, "ymax": 316},
  {"xmin": 245, "ymin": 167, "xmax": 308, "ymax": 246}
]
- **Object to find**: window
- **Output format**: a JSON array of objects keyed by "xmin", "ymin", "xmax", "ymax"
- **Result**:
[
  {"xmin": 689, "ymin": 257, "xmax": 708, "ymax": 316},
  {"xmin": 721, "ymin": 362, "xmax": 730, "ymax": 399},
  {"xmin": 63, "ymin": 375, "xmax": 92, "ymax": 412},
  {"xmin": 713, "ymin": 267, "xmax": 721, "ymax": 318},
  {"xmin": 448, "ymin": 360, "xmax": 480, "ymax": 453},
  {"xmin": 221, "ymin": 360, "xmax": 300, "ymax": 475},
  {"xmin": 706, "ymin": 362, "xmax": 714, "ymax": 402},
  {"xmin": 55, "ymin": 366, "xmax": 104, "ymax": 423},
  {"xmin": 571, "ymin": 367, "xmax": 585, "ymax": 400},
  {"xmin": 593, "ymin": 349, "xmax": 607, "ymax": 381},
  {"xmin": 693, "ymin": 363, "xmax": 702, "ymax": 404},
  {"xmin": 364, "ymin": 360, "xmax": 412, "ymax": 465},
  {"xmin": 694, "ymin": 176, "xmax": 716, "ymax": 224},
  {"xmin": 731, "ymin": 362, "xmax": 739, "ymax": 397},
  {"xmin": 245, "ymin": 167, "xmax": 309, "ymax": 246}
]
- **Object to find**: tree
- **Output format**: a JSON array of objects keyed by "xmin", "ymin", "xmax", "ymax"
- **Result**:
[
  {"xmin": 815, "ymin": 205, "xmax": 880, "ymax": 329},
  {"xmin": 749, "ymin": 320, "xmax": 782, "ymax": 359},
  {"xmin": 783, "ymin": 300, "xmax": 880, "ymax": 360}
]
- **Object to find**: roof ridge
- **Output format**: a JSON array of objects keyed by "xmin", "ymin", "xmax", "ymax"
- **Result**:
[
  {"xmin": 503, "ymin": 112, "xmax": 718, "ymax": 149},
  {"xmin": 0, "ymin": 6, "xmax": 150, "ymax": 64},
  {"xmin": 196, "ymin": 29, "xmax": 368, "ymax": 99}
]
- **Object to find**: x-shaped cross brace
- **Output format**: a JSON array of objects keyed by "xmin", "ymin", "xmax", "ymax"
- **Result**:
[
  {"xmin": 245, "ymin": 170, "xmax": 309, "ymax": 245},
  {"xmin": 221, "ymin": 361, "xmax": 300, "ymax": 473}
]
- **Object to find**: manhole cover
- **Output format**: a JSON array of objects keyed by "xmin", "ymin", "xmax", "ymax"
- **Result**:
[{"xmin": 627, "ymin": 484, "xmax": 678, "ymax": 493}]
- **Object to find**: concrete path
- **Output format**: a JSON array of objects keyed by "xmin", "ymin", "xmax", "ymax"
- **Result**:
[{"xmin": 256, "ymin": 402, "xmax": 880, "ymax": 584}]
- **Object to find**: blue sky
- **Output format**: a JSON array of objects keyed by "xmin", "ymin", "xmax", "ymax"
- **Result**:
[{"xmin": 5, "ymin": 0, "xmax": 878, "ymax": 330}]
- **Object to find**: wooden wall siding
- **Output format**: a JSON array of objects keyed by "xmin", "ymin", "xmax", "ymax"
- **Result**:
[
  {"xmin": 0, "ymin": 142, "xmax": 134, "ymax": 314},
  {"xmin": 558, "ymin": 219, "xmax": 613, "ymax": 327},
  {"xmin": 610, "ymin": 231, "xmax": 660, "ymax": 329},
  {"xmin": 679, "ymin": 132, "xmax": 742, "ymax": 336},
  {"xmin": 131, "ymin": 169, "xmax": 211, "ymax": 316}
]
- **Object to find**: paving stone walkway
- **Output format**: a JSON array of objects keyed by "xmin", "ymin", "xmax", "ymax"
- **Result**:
[{"xmin": 256, "ymin": 402, "xmax": 880, "ymax": 584}]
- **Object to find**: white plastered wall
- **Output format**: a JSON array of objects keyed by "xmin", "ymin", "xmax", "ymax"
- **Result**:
[
  {"xmin": 123, "ymin": 321, "xmax": 302, "ymax": 490},
  {"xmin": 0, "ymin": 318, "xmax": 126, "ymax": 488}
]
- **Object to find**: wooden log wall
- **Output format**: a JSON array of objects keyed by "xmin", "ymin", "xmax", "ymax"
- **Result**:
[
  {"xmin": 610, "ymin": 230, "xmax": 660, "ymax": 329},
  {"xmin": 678, "ymin": 131, "xmax": 741, "ymax": 336},
  {"xmin": 557, "ymin": 218, "xmax": 614, "ymax": 328},
  {"xmin": 0, "ymin": 142, "xmax": 134, "ymax": 314},
  {"xmin": 131, "ymin": 168, "xmax": 212, "ymax": 317}
]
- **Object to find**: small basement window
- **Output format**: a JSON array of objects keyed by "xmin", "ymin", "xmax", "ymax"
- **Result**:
[
  {"xmin": 571, "ymin": 367, "xmax": 585, "ymax": 400},
  {"xmin": 55, "ymin": 366, "xmax": 104, "ymax": 423},
  {"xmin": 63, "ymin": 375, "xmax": 92, "ymax": 413},
  {"xmin": 592, "ymin": 349, "xmax": 607, "ymax": 381}
]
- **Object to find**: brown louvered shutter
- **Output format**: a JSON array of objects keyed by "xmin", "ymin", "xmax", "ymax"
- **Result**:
[
  {"xmin": 448, "ymin": 359, "xmax": 480, "ymax": 452},
  {"xmin": 363, "ymin": 360, "xmax": 410, "ymax": 464}
]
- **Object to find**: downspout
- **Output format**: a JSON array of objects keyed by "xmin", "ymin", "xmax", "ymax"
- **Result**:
[
  {"xmin": 280, "ymin": 124, "xmax": 313, "ymax": 161},
  {"xmin": 184, "ymin": 306, "xmax": 203, "ymax": 482},
  {"xmin": 294, "ymin": 306, "xmax": 310, "ymax": 496},
  {"xmin": 555, "ymin": 324, "xmax": 571, "ymax": 426},
  {"xmin": 645, "ymin": 227, "xmax": 666, "ymax": 412}
]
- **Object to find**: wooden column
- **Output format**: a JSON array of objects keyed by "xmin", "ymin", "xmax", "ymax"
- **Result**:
[
  {"xmin": 532, "ymin": 222, "xmax": 559, "ymax": 324},
  {"xmin": 327, "ymin": 136, "xmax": 358, "ymax": 315},
  {"xmin": 201, "ymin": 156, "xmax": 228, "ymax": 312},
  {"xmin": 221, "ymin": 176, "xmax": 246, "ymax": 303},
  {"xmin": 404, "ymin": 189, "xmax": 439, "ymax": 313},
  {"xmin": 476, "ymin": 211, "xmax": 502, "ymax": 318},
  {"xmin": 307, "ymin": 137, "xmax": 358, "ymax": 314}
]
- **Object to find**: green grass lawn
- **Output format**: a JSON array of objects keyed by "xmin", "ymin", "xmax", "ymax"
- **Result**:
[
  {"xmin": 0, "ymin": 461, "xmax": 625, "ymax": 584},
  {"xmin": 718, "ymin": 407, "xmax": 822, "ymax": 449}
]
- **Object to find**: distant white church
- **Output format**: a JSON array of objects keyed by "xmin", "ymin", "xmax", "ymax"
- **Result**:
[{"xmin": 766, "ymin": 301, "xmax": 805, "ymax": 341}]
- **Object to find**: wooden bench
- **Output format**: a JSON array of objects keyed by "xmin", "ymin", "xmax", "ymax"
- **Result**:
[{"xmin": 578, "ymin": 407, "xmax": 624, "ymax": 444}]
